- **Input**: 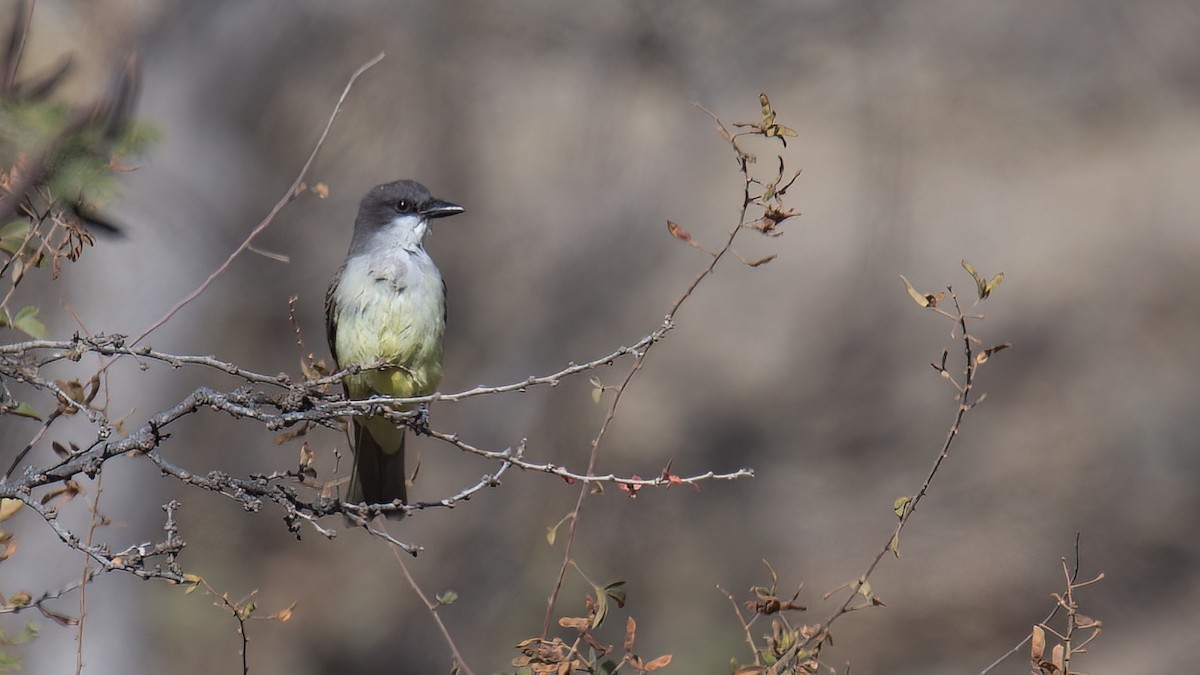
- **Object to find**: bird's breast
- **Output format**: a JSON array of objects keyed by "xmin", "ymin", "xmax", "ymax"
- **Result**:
[{"xmin": 332, "ymin": 249, "xmax": 445, "ymax": 399}]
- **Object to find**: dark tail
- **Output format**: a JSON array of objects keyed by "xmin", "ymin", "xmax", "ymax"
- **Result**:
[{"xmin": 349, "ymin": 420, "xmax": 407, "ymax": 518}]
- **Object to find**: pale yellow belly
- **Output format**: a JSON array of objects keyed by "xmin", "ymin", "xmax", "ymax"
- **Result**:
[{"xmin": 333, "ymin": 261, "xmax": 445, "ymax": 401}]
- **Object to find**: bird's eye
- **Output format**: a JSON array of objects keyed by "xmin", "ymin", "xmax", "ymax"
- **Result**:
[{"xmin": 394, "ymin": 199, "xmax": 413, "ymax": 213}]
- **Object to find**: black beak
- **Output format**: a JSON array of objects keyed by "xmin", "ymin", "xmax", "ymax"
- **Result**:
[{"xmin": 421, "ymin": 199, "xmax": 464, "ymax": 219}]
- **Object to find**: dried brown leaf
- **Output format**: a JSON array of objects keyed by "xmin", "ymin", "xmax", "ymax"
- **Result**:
[
  {"xmin": 666, "ymin": 220, "xmax": 692, "ymax": 243},
  {"xmin": 0, "ymin": 533, "xmax": 17, "ymax": 561},
  {"xmin": 273, "ymin": 424, "xmax": 309, "ymax": 445},
  {"xmin": 271, "ymin": 602, "xmax": 296, "ymax": 622},
  {"xmin": 558, "ymin": 616, "xmax": 589, "ymax": 632},
  {"xmin": 40, "ymin": 606, "xmax": 79, "ymax": 626},
  {"xmin": 643, "ymin": 654, "xmax": 672, "ymax": 670},
  {"xmin": 975, "ymin": 343, "xmax": 1012, "ymax": 365}
]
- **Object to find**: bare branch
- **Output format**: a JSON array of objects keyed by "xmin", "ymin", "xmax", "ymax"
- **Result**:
[{"xmin": 129, "ymin": 52, "xmax": 385, "ymax": 347}]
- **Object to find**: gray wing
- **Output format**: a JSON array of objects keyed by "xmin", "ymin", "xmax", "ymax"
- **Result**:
[{"xmin": 325, "ymin": 261, "xmax": 345, "ymax": 367}]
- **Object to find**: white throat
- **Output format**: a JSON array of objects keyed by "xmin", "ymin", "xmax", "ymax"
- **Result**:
[{"xmin": 383, "ymin": 213, "xmax": 430, "ymax": 250}]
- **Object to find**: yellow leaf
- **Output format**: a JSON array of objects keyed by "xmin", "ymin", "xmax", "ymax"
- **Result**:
[
  {"xmin": 962, "ymin": 259, "xmax": 981, "ymax": 283},
  {"xmin": 759, "ymin": 93, "xmax": 773, "ymax": 122},
  {"xmin": 271, "ymin": 602, "xmax": 296, "ymax": 622},
  {"xmin": 900, "ymin": 275, "xmax": 929, "ymax": 308},
  {"xmin": 962, "ymin": 259, "xmax": 1003, "ymax": 300},
  {"xmin": 0, "ymin": 499, "xmax": 22, "ymax": 522},
  {"xmin": 986, "ymin": 272, "xmax": 1005, "ymax": 296}
]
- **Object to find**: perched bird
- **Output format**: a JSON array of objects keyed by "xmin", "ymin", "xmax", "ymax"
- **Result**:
[{"xmin": 325, "ymin": 180, "xmax": 463, "ymax": 515}]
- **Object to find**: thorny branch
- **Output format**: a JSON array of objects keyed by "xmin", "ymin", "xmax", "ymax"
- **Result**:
[
  {"xmin": 977, "ymin": 534, "xmax": 1103, "ymax": 675},
  {"xmin": 542, "ymin": 94, "xmax": 801, "ymax": 636},
  {"xmin": 0, "ymin": 194, "xmax": 759, "ymax": 592},
  {"xmin": 0, "ymin": 64, "xmax": 786, "ymax": 671},
  {"xmin": 748, "ymin": 283, "xmax": 1010, "ymax": 673}
]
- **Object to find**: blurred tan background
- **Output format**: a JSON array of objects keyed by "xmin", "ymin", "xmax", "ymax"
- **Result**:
[{"xmin": 3, "ymin": 0, "xmax": 1199, "ymax": 672}]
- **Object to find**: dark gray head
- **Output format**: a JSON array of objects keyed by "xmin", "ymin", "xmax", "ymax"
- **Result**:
[{"xmin": 350, "ymin": 180, "xmax": 463, "ymax": 253}]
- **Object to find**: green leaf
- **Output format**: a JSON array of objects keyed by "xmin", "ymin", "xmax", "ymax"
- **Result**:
[
  {"xmin": 962, "ymin": 259, "xmax": 1003, "ymax": 300},
  {"xmin": 591, "ymin": 586, "xmax": 608, "ymax": 629},
  {"xmin": 0, "ymin": 220, "xmax": 31, "ymax": 256},
  {"xmin": 603, "ymin": 580, "xmax": 627, "ymax": 608},
  {"xmin": 10, "ymin": 306, "xmax": 47, "ymax": 338},
  {"xmin": 112, "ymin": 120, "xmax": 162, "ymax": 157},
  {"xmin": 435, "ymin": 590, "xmax": 458, "ymax": 605},
  {"xmin": 5, "ymin": 402, "xmax": 40, "ymax": 420},
  {"xmin": 589, "ymin": 580, "xmax": 626, "ymax": 629}
]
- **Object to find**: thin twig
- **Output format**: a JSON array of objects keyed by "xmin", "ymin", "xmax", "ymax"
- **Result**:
[
  {"xmin": 719, "ymin": 585, "xmax": 761, "ymax": 667},
  {"xmin": 542, "ymin": 102, "xmax": 762, "ymax": 636},
  {"xmin": 428, "ymin": 428, "xmax": 753, "ymax": 487},
  {"xmin": 74, "ymin": 469, "xmax": 105, "ymax": 675},
  {"xmin": 776, "ymin": 292, "xmax": 987, "ymax": 669},
  {"xmin": 1, "ymin": 322, "xmax": 665, "ymax": 400},
  {"xmin": 386, "ymin": 524, "xmax": 476, "ymax": 675},
  {"xmin": 0, "ymin": 568, "xmax": 98, "ymax": 617},
  {"xmin": 977, "ymin": 534, "xmax": 1085, "ymax": 675},
  {"xmin": 128, "ymin": 52, "xmax": 385, "ymax": 347}
]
